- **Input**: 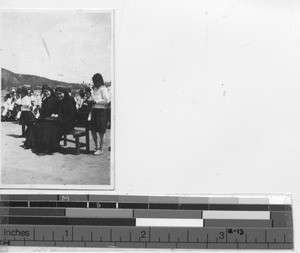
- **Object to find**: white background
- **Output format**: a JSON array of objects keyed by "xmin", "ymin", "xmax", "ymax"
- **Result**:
[{"xmin": 0, "ymin": 0, "xmax": 300, "ymax": 252}]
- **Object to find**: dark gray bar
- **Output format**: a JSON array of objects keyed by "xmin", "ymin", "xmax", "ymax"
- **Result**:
[
  {"xmin": 56, "ymin": 241, "xmax": 85, "ymax": 247},
  {"xmin": 269, "ymin": 243, "xmax": 293, "ymax": 249},
  {"xmin": 271, "ymin": 212, "xmax": 293, "ymax": 227},
  {"xmin": 118, "ymin": 195, "xmax": 149, "ymax": 203},
  {"xmin": 89, "ymin": 195, "xmax": 119, "ymax": 202},
  {"xmin": 0, "ymin": 216, "xmax": 67, "ymax": 225},
  {"xmin": 269, "ymin": 205, "xmax": 292, "ymax": 211},
  {"xmin": 28, "ymin": 195, "xmax": 58, "ymax": 201},
  {"xmin": 238, "ymin": 243, "xmax": 268, "ymax": 249},
  {"xmin": 58, "ymin": 195, "xmax": 88, "ymax": 202},
  {"xmin": 116, "ymin": 242, "xmax": 146, "ymax": 248},
  {"xmin": 67, "ymin": 218, "xmax": 135, "ymax": 226},
  {"xmin": 0, "ymin": 201, "xmax": 28, "ymax": 207},
  {"xmin": 25, "ymin": 241, "xmax": 55, "ymax": 246},
  {"xmin": 86, "ymin": 242, "xmax": 116, "ymax": 247},
  {"xmin": 8, "ymin": 208, "xmax": 65, "ymax": 216},
  {"xmin": 0, "ymin": 208, "xmax": 9, "ymax": 215},
  {"xmin": 7, "ymin": 241, "xmax": 24, "ymax": 246},
  {"xmin": 238, "ymin": 204, "xmax": 269, "ymax": 211},
  {"xmin": 177, "ymin": 243, "xmax": 207, "ymax": 249},
  {"xmin": 207, "ymin": 243, "xmax": 237, "ymax": 249},
  {"xmin": 204, "ymin": 219, "xmax": 272, "ymax": 227},
  {"xmin": 147, "ymin": 242, "xmax": 177, "ymax": 248},
  {"xmin": 0, "ymin": 195, "xmax": 28, "ymax": 201},
  {"xmin": 149, "ymin": 196, "xmax": 178, "ymax": 203}
]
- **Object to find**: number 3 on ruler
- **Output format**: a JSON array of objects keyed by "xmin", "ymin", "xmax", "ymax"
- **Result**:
[{"xmin": 219, "ymin": 232, "xmax": 224, "ymax": 239}]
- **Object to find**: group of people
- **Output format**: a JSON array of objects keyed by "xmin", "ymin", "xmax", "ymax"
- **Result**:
[
  {"xmin": 2, "ymin": 73, "xmax": 111, "ymax": 156},
  {"xmin": 2, "ymin": 88, "xmax": 41, "ymax": 124}
]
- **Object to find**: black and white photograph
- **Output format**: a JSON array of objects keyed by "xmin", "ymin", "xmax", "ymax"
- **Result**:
[{"xmin": 0, "ymin": 10, "xmax": 114, "ymax": 188}]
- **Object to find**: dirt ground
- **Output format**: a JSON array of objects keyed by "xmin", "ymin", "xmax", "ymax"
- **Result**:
[{"xmin": 1, "ymin": 122, "xmax": 111, "ymax": 186}]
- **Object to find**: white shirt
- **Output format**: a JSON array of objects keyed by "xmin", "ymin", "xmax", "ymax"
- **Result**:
[
  {"xmin": 2, "ymin": 98, "xmax": 11, "ymax": 116},
  {"xmin": 21, "ymin": 96, "xmax": 31, "ymax": 111},
  {"xmin": 91, "ymin": 85, "xmax": 111, "ymax": 109}
]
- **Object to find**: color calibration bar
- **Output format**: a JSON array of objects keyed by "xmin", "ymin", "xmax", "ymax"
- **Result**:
[{"xmin": 0, "ymin": 194, "xmax": 293, "ymax": 249}]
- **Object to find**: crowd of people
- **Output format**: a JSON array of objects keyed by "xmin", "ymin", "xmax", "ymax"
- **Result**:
[{"xmin": 1, "ymin": 73, "xmax": 111, "ymax": 156}]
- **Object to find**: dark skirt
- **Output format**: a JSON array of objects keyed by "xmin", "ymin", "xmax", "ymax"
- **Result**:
[
  {"xmin": 19, "ymin": 111, "xmax": 35, "ymax": 126},
  {"xmin": 90, "ymin": 108, "xmax": 107, "ymax": 133},
  {"xmin": 35, "ymin": 121, "xmax": 60, "ymax": 151}
]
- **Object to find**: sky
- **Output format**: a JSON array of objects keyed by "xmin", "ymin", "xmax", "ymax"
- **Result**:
[{"xmin": 0, "ymin": 10, "xmax": 112, "ymax": 83}]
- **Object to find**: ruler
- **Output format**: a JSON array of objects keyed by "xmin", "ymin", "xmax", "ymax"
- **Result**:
[{"xmin": 0, "ymin": 194, "xmax": 293, "ymax": 249}]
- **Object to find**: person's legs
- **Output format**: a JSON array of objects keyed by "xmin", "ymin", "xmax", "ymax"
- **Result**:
[
  {"xmin": 99, "ymin": 132, "xmax": 104, "ymax": 151},
  {"xmin": 91, "ymin": 130, "xmax": 98, "ymax": 150}
]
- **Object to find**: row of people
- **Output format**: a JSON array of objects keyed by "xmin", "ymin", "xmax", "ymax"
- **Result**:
[
  {"xmin": 19, "ymin": 73, "xmax": 111, "ymax": 156},
  {"xmin": 1, "ymin": 89, "xmax": 42, "ymax": 123}
]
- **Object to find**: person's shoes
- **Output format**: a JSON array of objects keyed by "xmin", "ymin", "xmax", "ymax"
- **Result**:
[
  {"xmin": 37, "ymin": 152, "xmax": 47, "ymax": 156},
  {"xmin": 94, "ymin": 149, "xmax": 103, "ymax": 155}
]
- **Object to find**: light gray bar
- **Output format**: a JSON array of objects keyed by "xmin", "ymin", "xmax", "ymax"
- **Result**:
[
  {"xmin": 269, "ymin": 243, "xmax": 293, "ymax": 249},
  {"xmin": 89, "ymin": 195, "xmax": 119, "ymax": 202},
  {"xmin": 203, "ymin": 211, "xmax": 270, "ymax": 220},
  {"xmin": 204, "ymin": 219, "xmax": 272, "ymax": 227},
  {"xmin": 116, "ymin": 242, "xmax": 146, "ymax": 248},
  {"xmin": 207, "ymin": 243, "xmax": 237, "ymax": 249},
  {"xmin": 238, "ymin": 243, "xmax": 268, "ymax": 249},
  {"xmin": 178, "ymin": 197, "xmax": 209, "ymax": 204},
  {"xmin": 238, "ymin": 198, "xmax": 269, "ymax": 204},
  {"xmin": 56, "ymin": 241, "xmax": 85, "ymax": 247},
  {"xmin": 66, "ymin": 208, "xmax": 133, "ymax": 218},
  {"xmin": 147, "ymin": 242, "xmax": 177, "ymax": 248},
  {"xmin": 118, "ymin": 195, "xmax": 149, "ymax": 203},
  {"xmin": 134, "ymin": 209, "xmax": 202, "ymax": 219},
  {"xmin": 208, "ymin": 197, "xmax": 238, "ymax": 204},
  {"xmin": 25, "ymin": 241, "xmax": 55, "ymax": 246},
  {"xmin": 148, "ymin": 196, "xmax": 178, "ymax": 203}
]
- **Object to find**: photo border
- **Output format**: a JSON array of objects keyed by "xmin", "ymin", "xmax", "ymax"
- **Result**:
[{"xmin": 0, "ymin": 8, "xmax": 115, "ymax": 191}]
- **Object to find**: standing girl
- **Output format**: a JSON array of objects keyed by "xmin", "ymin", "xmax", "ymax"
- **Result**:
[{"xmin": 90, "ymin": 73, "xmax": 110, "ymax": 155}]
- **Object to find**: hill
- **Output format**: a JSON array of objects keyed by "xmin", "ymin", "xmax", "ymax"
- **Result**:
[{"xmin": 1, "ymin": 68, "xmax": 85, "ymax": 91}]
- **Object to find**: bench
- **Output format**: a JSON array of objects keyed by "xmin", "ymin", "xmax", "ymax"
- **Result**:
[{"xmin": 62, "ymin": 126, "xmax": 90, "ymax": 155}]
